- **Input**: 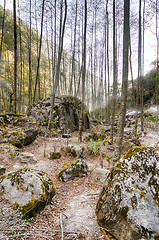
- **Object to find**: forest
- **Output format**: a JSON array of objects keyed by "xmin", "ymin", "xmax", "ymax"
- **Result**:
[{"xmin": 0, "ymin": 0, "xmax": 159, "ymax": 239}]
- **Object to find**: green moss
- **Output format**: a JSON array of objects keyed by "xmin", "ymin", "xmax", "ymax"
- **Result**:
[
  {"xmin": 154, "ymin": 233, "xmax": 159, "ymax": 240},
  {"xmin": 123, "ymin": 146, "xmax": 156, "ymax": 159},
  {"xmin": 58, "ymin": 159, "xmax": 88, "ymax": 181},
  {"xmin": 49, "ymin": 152, "xmax": 61, "ymax": 159}
]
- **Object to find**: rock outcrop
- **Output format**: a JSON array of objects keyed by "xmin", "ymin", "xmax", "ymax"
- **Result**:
[
  {"xmin": 96, "ymin": 146, "xmax": 159, "ymax": 240},
  {"xmin": 0, "ymin": 168, "xmax": 56, "ymax": 217},
  {"xmin": 0, "ymin": 114, "xmax": 38, "ymax": 147},
  {"xmin": 27, "ymin": 95, "xmax": 90, "ymax": 133}
]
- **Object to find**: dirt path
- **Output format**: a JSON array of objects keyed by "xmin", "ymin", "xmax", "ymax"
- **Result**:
[{"xmin": 0, "ymin": 133, "xmax": 115, "ymax": 240}]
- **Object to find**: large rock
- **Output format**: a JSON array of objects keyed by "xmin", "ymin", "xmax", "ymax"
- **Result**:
[
  {"xmin": 0, "ymin": 113, "xmax": 38, "ymax": 147},
  {"xmin": 0, "ymin": 168, "xmax": 56, "ymax": 217},
  {"xmin": 27, "ymin": 95, "xmax": 90, "ymax": 133},
  {"xmin": 96, "ymin": 146, "xmax": 159, "ymax": 240}
]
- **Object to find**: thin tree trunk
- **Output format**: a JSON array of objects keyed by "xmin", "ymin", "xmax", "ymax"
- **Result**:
[
  {"xmin": 156, "ymin": 0, "xmax": 159, "ymax": 126},
  {"xmin": 79, "ymin": 0, "xmax": 87, "ymax": 142},
  {"xmin": 18, "ymin": 0, "xmax": 22, "ymax": 113},
  {"xmin": 28, "ymin": 0, "xmax": 32, "ymax": 105},
  {"xmin": 111, "ymin": 0, "xmax": 117, "ymax": 141},
  {"xmin": 46, "ymin": 20, "xmax": 51, "ymax": 91},
  {"xmin": 114, "ymin": 0, "xmax": 130, "ymax": 161},
  {"xmin": 48, "ymin": 0, "xmax": 67, "ymax": 130},
  {"xmin": 0, "ymin": 0, "xmax": 6, "ymax": 62},
  {"xmin": 33, "ymin": 0, "xmax": 45, "ymax": 102},
  {"xmin": 135, "ymin": 0, "xmax": 142, "ymax": 136},
  {"xmin": 13, "ymin": 0, "xmax": 17, "ymax": 113},
  {"xmin": 69, "ymin": 0, "xmax": 77, "ymax": 96}
]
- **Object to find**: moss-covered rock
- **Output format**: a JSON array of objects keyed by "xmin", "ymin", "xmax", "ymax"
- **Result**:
[
  {"xmin": 49, "ymin": 152, "xmax": 61, "ymax": 159},
  {"xmin": 27, "ymin": 95, "xmax": 90, "ymax": 133},
  {"xmin": 58, "ymin": 159, "xmax": 89, "ymax": 182},
  {"xmin": 96, "ymin": 146, "xmax": 159, "ymax": 240},
  {"xmin": 65, "ymin": 144, "xmax": 84, "ymax": 158},
  {"xmin": 0, "ymin": 143, "xmax": 19, "ymax": 158},
  {"xmin": 0, "ymin": 168, "xmax": 56, "ymax": 218},
  {"xmin": 0, "ymin": 114, "xmax": 38, "ymax": 147}
]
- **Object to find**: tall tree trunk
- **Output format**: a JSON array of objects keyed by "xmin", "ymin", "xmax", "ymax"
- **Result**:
[
  {"xmin": 46, "ymin": 20, "xmax": 51, "ymax": 91},
  {"xmin": 106, "ymin": 0, "xmax": 110, "ymax": 125},
  {"xmin": 48, "ymin": 0, "xmax": 67, "ymax": 130},
  {"xmin": 135, "ymin": 0, "xmax": 142, "ymax": 136},
  {"xmin": 139, "ymin": 0, "xmax": 143, "ymax": 131},
  {"xmin": 110, "ymin": 0, "xmax": 117, "ymax": 141},
  {"xmin": 33, "ymin": 0, "xmax": 45, "ymax": 102},
  {"xmin": 13, "ymin": 0, "xmax": 17, "ymax": 113},
  {"xmin": 0, "ymin": 0, "xmax": 6, "ymax": 62},
  {"xmin": 69, "ymin": 0, "xmax": 77, "ymax": 96},
  {"xmin": 18, "ymin": 0, "xmax": 23, "ymax": 113},
  {"xmin": 156, "ymin": 0, "xmax": 159, "ymax": 125},
  {"xmin": 114, "ymin": 0, "xmax": 130, "ymax": 161},
  {"xmin": 0, "ymin": 0, "xmax": 6, "ymax": 113},
  {"xmin": 28, "ymin": 0, "xmax": 32, "ymax": 105},
  {"xmin": 79, "ymin": 0, "xmax": 87, "ymax": 142}
]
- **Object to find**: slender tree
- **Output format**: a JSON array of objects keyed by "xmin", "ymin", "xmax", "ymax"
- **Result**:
[
  {"xmin": 33, "ymin": 0, "xmax": 45, "ymax": 102},
  {"xmin": 48, "ymin": 0, "xmax": 67, "ymax": 130},
  {"xmin": 13, "ymin": 0, "xmax": 17, "ymax": 113},
  {"xmin": 28, "ymin": 0, "xmax": 32, "ymax": 105},
  {"xmin": 156, "ymin": 0, "xmax": 159, "ymax": 125},
  {"xmin": 110, "ymin": 0, "xmax": 117, "ymax": 141},
  {"xmin": 79, "ymin": 0, "xmax": 87, "ymax": 142},
  {"xmin": 114, "ymin": 0, "xmax": 130, "ymax": 161}
]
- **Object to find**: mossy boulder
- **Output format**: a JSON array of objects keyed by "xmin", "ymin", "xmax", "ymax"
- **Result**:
[
  {"xmin": 58, "ymin": 159, "xmax": 89, "ymax": 182},
  {"xmin": 0, "ymin": 113, "xmax": 38, "ymax": 147},
  {"xmin": 0, "ymin": 168, "xmax": 56, "ymax": 218},
  {"xmin": 0, "ymin": 143, "xmax": 19, "ymax": 158},
  {"xmin": 65, "ymin": 144, "xmax": 84, "ymax": 158},
  {"xmin": 96, "ymin": 146, "xmax": 159, "ymax": 240},
  {"xmin": 27, "ymin": 95, "xmax": 90, "ymax": 133}
]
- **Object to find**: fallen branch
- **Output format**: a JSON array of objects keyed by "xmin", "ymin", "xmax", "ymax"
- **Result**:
[
  {"xmin": 60, "ymin": 213, "xmax": 64, "ymax": 240},
  {"xmin": 0, "ymin": 228, "xmax": 74, "ymax": 233},
  {"xmin": 0, "ymin": 233, "xmax": 51, "ymax": 239}
]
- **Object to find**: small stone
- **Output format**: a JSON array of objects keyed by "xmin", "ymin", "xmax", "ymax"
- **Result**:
[
  {"xmin": 0, "ymin": 165, "xmax": 6, "ymax": 176},
  {"xmin": 49, "ymin": 152, "xmax": 61, "ymax": 159},
  {"xmin": 62, "ymin": 134, "xmax": 71, "ymax": 138},
  {"xmin": 19, "ymin": 152, "xmax": 38, "ymax": 164}
]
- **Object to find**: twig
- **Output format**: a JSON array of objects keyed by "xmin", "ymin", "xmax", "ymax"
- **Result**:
[
  {"xmin": 0, "ymin": 233, "xmax": 51, "ymax": 239},
  {"xmin": 0, "ymin": 228, "xmax": 74, "ymax": 233},
  {"xmin": 60, "ymin": 213, "xmax": 64, "ymax": 240}
]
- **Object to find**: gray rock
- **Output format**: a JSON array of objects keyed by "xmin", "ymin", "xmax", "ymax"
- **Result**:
[
  {"xmin": 0, "ymin": 114, "xmax": 38, "ymax": 147},
  {"xmin": 0, "ymin": 143, "xmax": 19, "ymax": 158},
  {"xmin": 96, "ymin": 146, "xmax": 159, "ymax": 240},
  {"xmin": 67, "ymin": 144, "xmax": 84, "ymax": 158},
  {"xmin": 0, "ymin": 168, "xmax": 56, "ymax": 217},
  {"xmin": 27, "ymin": 95, "xmax": 90, "ymax": 133},
  {"xmin": 90, "ymin": 168, "xmax": 109, "ymax": 186},
  {"xmin": 58, "ymin": 159, "xmax": 89, "ymax": 182},
  {"xmin": 19, "ymin": 152, "xmax": 38, "ymax": 164}
]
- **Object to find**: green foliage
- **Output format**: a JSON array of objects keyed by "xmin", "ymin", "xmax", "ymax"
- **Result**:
[
  {"xmin": 128, "ymin": 66, "xmax": 159, "ymax": 105},
  {"xmin": 50, "ymin": 116, "xmax": 59, "ymax": 128},
  {"xmin": 88, "ymin": 139, "xmax": 104, "ymax": 155}
]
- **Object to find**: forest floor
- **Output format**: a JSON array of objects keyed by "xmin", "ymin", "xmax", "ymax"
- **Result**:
[{"xmin": 0, "ymin": 128, "xmax": 159, "ymax": 240}]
